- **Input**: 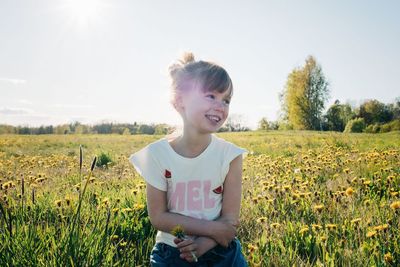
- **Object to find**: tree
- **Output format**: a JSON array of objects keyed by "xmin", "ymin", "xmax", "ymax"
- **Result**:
[
  {"xmin": 281, "ymin": 56, "xmax": 329, "ymax": 130},
  {"xmin": 324, "ymin": 100, "xmax": 355, "ymax": 131},
  {"xmin": 222, "ymin": 114, "xmax": 249, "ymax": 132},
  {"xmin": 344, "ymin": 118, "xmax": 366, "ymax": 133},
  {"xmin": 258, "ymin": 117, "xmax": 269, "ymax": 130},
  {"xmin": 357, "ymin": 99, "xmax": 393, "ymax": 125}
]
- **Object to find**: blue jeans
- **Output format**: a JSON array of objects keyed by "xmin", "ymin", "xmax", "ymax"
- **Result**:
[{"xmin": 150, "ymin": 238, "xmax": 248, "ymax": 267}]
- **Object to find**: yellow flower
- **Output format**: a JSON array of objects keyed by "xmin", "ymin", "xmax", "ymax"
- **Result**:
[
  {"xmin": 133, "ymin": 203, "xmax": 145, "ymax": 210},
  {"xmin": 299, "ymin": 227, "xmax": 309, "ymax": 235},
  {"xmin": 363, "ymin": 180, "xmax": 371, "ymax": 186},
  {"xmin": 384, "ymin": 252, "xmax": 393, "ymax": 263},
  {"xmin": 269, "ymin": 222, "xmax": 281, "ymax": 229},
  {"xmin": 122, "ymin": 208, "xmax": 133, "ymax": 213},
  {"xmin": 112, "ymin": 208, "xmax": 119, "ymax": 214},
  {"xmin": 256, "ymin": 217, "xmax": 267, "ymax": 224},
  {"xmin": 345, "ymin": 187, "xmax": 354, "ymax": 196},
  {"xmin": 312, "ymin": 224, "xmax": 322, "ymax": 231},
  {"xmin": 110, "ymin": 235, "xmax": 119, "ymax": 242},
  {"xmin": 54, "ymin": 199, "xmax": 62, "ymax": 207},
  {"xmin": 247, "ymin": 244, "xmax": 258, "ymax": 253},
  {"xmin": 373, "ymin": 224, "xmax": 389, "ymax": 232},
  {"xmin": 390, "ymin": 201, "xmax": 400, "ymax": 210},
  {"xmin": 366, "ymin": 230, "xmax": 377, "ymax": 238},
  {"xmin": 171, "ymin": 225, "xmax": 185, "ymax": 239},
  {"xmin": 326, "ymin": 224, "xmax": 338, "ymax": 231},
  {"xmin": 313, "ymin": 204, "xmax": 324, "ymax": 212}
]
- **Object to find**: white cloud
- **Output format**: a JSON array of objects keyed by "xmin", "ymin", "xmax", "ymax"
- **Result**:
[
  {"xmin": 0, "ymin": 77, "xmax": 27, "ymax": 85},
  {"xmin": 0, "ymin": 107, "xmax": 33, "ymax": 115},
  {"xmin": 18, "ymin": 99, "xmax": 34, "ymax": 105},
  {"xmin": 50, "ymin": 104, "xmax": 95, "ymax": 109}
]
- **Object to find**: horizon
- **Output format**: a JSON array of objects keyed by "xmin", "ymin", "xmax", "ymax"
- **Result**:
[{"xmin": 1, "ymin": 1, "xmax": 399, "ymax": 130}]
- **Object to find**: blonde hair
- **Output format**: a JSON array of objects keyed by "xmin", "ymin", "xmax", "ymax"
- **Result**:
[{"xmin": 168, "ymin": 52, "xmax": 233, "ymax": 108}]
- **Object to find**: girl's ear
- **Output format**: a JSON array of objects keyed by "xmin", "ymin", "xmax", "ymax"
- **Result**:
[{"xmin": 173, "ymin": 94, "xmax": 185, "ymax": 113}]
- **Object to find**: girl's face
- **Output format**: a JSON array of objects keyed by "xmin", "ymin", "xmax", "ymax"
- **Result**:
[{"xmin": 178, "ymin": 85, "xmax": 231, "ymax": 134}]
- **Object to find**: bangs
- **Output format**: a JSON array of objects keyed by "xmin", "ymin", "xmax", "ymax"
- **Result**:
[{"xmin": 198, "ymin": 64, "xmax": 233, "ymax": 97}]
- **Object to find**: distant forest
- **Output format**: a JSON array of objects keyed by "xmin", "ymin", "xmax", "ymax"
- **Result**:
[{"xmin": 0, "ymin": 119, "xmax": 250, "ymax": 135}]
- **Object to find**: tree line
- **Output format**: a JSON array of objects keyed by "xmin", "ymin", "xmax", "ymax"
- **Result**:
[
  {"xmin": 0, "ymin": 118, "xmax": 250, "ymax": 135},
  {"xmin": 0, "ymin": 122, "xmax": 173, "ymax": 135},
  {"xmin": 258, "ymin": 56, "xmax": 400, "ymax": 133}
]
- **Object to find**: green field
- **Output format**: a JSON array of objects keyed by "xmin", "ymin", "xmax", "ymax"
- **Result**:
[{"xmin": 1, "ymin": 131, "xmax": 399, "ymax": 266}]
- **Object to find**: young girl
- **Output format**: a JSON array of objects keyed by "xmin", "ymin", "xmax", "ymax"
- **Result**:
[{"xmin": 129, "ymin": 52, "xmax": 248, "ymax": 266}]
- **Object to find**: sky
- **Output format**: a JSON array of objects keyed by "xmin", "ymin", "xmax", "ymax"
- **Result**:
[{"xmin": 1, "ymin": 0, "xmax": 399, "ymax": 130}]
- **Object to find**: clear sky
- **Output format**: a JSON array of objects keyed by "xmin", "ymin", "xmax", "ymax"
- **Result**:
[{"xmin": 1, "ymin": 0, "xmax": 399, "ymax": 129}]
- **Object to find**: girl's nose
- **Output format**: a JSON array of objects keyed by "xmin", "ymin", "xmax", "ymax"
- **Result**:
[{"xmin": 213, "ymin": 101, "xmax": 226, "ymax": 111}]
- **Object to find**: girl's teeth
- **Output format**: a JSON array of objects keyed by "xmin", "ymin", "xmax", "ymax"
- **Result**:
[{"xmin": 207, "ymin": 115, "xmax": 220, "ymax": 122}]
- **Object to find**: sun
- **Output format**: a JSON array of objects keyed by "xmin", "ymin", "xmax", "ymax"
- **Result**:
[{"xmin": 60, "ymin": 0, "xmax": 110, "ymax": 30}]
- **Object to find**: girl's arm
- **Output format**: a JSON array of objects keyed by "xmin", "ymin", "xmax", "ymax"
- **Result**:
[
  {"xmin": 146, "ymin": 186, "xmax": 236, "ymax": 245},
  {"xmin": 176, "ymin": 154, "xmax": 243, "ymax": 259},
  {"xmin": 148, "ymin": 154, "xmax": 243, "ymax": 251},
  {"xmin": 189, "ymin": 155, "xmax": 243, "ymax": 253}
]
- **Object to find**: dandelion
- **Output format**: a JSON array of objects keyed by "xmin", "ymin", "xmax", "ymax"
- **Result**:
[
  {"xmin": 312, "ymin": 224, "xmax": 322, "ymax": 231},
  {"xmin": 326, "ymin": 224, "xmax": 338, "ymax": 231},
  {"xmin": 256, "ymin": 217, "xmax": 267, "ymax": 223},
  {"xmin": 65, "ymin": 197, "xmax": 71, "ymax": 206},
  {"xmin": 133, "ymin": 203, "xmax": 145, "ymax": 210},
  {"xmin": 110, "ymin": 234, "xmax": 119, "ymax": 242},
  {"xmin": 270, "ymin": 223, "xmax": 281, "ymax": 229},
  {"xmin": 122, "ymin": 208, "xmax": 133, "ymax": 213},
  {"xmin": 112, "ymin": 208, "xmax": 119, "ymax": 214},
  {"xmin": 345, "ymin": 187, "xmax": 354, "ymax": 197},
  {"xmin": 366, "ymin": 230, "xmax": 377, "ymax": 238},
  {"xmin": 390, "ymin": 201, "xmax": 400, "ymax": 210},
  {"xmin": 313, "ymin": 204, "xmax": 324, "ymax": 212},
  {"xmin": 171, "ymin": 225, "xmax": 186, "ymax": 239},
  {"xmin": 171, "ymin": 225, "xmax": 198, "ymax": 262},
  {"xmin": 373, "ymin": 224, "xmax": 389, "ymax": 232},
  {"xmin": 299, "ymin": 227, "xmax": 309, "ymax": 235},
  {"xmin": 384, "ymin": 252, "xmax": 393, "ymax": 264},
  {"xmin": 55, "ymin": 200, "xmax": 62, "ymax": 207},
  {"xmin": 247, "ymin": 244, "xmax": 258, "ymax": 253},
  {"xmin": 351, "ymin": 218, "xmax": 362, "ymax": 224},
  {"xmin": 363, "ymin": 180, "xmax": 371, "ymax": 186}
]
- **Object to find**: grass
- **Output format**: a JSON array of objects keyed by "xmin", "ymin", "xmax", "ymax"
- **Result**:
[{"xmin": 0, "ymin": 131, "xmax": 399, "ymax": 266}]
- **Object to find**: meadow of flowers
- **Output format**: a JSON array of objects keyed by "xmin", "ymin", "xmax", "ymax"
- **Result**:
[{"xmin": 0, "ymin": 131, "xmax": 399, "ymax": 266}]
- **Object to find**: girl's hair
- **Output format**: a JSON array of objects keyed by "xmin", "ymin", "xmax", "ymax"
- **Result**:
[{"xmin": 168, "ymin": 52, "xmax": 233, "ymax": 107}]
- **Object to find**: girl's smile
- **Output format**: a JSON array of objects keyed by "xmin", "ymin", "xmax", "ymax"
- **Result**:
[{"xmin": 180, "ymin": 87, "xmax": 231, "ymax": 133}]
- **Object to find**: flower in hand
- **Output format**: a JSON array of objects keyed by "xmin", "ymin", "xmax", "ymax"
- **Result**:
[{"xmin": 171, "ymin": 225, "xmax": 198, "ymax": 263}]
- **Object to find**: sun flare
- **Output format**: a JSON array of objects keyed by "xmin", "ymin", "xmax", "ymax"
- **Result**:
[{"xmin": 61, "ymin": 0, "xmax": 109, "ymax": 30}]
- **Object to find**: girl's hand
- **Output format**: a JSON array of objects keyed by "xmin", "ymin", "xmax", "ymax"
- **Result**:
[
  {"xmin": 210, "ymin": 220, "xmax": 237, "ymax": 248},
  {"xmin": 174, "ymin": 238, "xmax": 199, "ymax": 263}
]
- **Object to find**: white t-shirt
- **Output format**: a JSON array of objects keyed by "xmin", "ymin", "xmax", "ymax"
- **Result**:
[{"xmin": 129, "ymin": 134, "xmax": 247, "ymax": 247}]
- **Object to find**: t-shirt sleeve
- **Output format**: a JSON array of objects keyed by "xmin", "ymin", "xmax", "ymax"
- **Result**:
[
  {"xmin": 221, "ymin": 143, "xmax": 247, "ymax": 181},
  {"xmin": 129, "ymin": 145, "xmax": 167, "ymax": 191}
]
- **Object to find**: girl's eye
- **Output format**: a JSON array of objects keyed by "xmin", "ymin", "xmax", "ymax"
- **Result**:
[
  {"xmin": 223, "ymin": 99, "xmax": 231, "ymax": 105},
  {"xmin": 206, "ymin": 94, "xmax": 215, "ymax": 100}
]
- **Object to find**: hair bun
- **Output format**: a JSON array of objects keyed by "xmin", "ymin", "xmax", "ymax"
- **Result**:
[
  {"xmin": 180, "ymin": 52, "xmax": 195, "ymax": 65},
  {"xmin": 168, "ymin": 52, "xmax": 195, "ymax": 78}
]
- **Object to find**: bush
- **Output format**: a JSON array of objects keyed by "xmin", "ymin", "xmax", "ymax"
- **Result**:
[
  {"xmin": 365, "ymin": 124, "xmax": 380, "ymax": 133},
  {"xmin": 96, "ymin": 152, "xmax": 113, "ymax": 168},
  {"xmin": 380, "ymin": 119, "xmax": 400, "ymax": 132},
  {"xmin": 344, "ymin": 118, "xmax": 366, "ymax": 133}
]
